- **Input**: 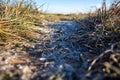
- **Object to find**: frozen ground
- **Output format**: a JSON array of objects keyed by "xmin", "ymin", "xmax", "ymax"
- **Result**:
[{"xmin": 29, "ymin": 20, "xmax": 88, "ymax": 79}]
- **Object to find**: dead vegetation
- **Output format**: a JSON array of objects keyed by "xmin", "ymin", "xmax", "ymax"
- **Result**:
[
  {"xmin": 0, "ymin": 0, "xmax": 44, "ymax": 47},
  {"xmin": 0, "ymin": 0, "xmax": 120, "ymax": 80},
  {"xmin": 73, "ymin": 0, "xmax": 120, "ymax": 79}
]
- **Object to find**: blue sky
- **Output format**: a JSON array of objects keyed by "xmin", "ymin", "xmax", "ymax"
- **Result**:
[{"xmin": 34, "ymin": 0, "xmax": 111, "ymax": 14}]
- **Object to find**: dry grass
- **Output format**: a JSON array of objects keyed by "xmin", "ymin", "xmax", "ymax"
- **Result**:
[
  {"xmin": 42, "ymin": 13, "xmax": 88, "ymax": 22},
  {"xmin": 0, "ymin": 0, "xmax": 82, "ymax": 45},
  {"xmin": 0, "ymin": 0, "xmax": 44, "ymax": 45},
  {"xmin": 74, "ymin": 0, "xmax": 120, "ymax": 79},
  {"xmin": 43, "ymin": 13, "xmax": 73, "ymax": 22},
  {"xmin": 88, "ymin": 0, "xmax": 120, "ymax": 79}
]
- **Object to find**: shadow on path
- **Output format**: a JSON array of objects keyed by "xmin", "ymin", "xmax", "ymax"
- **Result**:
[{"xmin": 26, "ymin": 20, "xmax": 89, "ymax": 79}]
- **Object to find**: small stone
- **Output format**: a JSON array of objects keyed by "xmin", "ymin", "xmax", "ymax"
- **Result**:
[
  {"xmin": 64, "ymin": 64, "xmax": 74, "ymax": 72},
  {"xmin": 23, "ymin": 66, "xmax": 32, "ymax": 74},
  {"xmin": 39, "ymin": 58, "xmax": 47, "ymax": 61},
  {"xmin": 0, "ymin": 57, "xmax": 5, "ymax": 61},
  {"xmin": 29, "ymin": 66, "xmax": 37, "ymax": 71},
  {"xmin": 59, "ymin": 65, "xmax": 63, "ymax": 69},
  {"xmin": 22, "ymin": 66, "xmax": 32, "ymax": 80},
  {"xmin": 18, "ymin": 65, "xmax": 23, "ymax": 70}
]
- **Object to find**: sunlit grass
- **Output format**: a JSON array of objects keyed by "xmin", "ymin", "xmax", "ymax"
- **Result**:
[{"xmin": 0, "ymin": 0, "xmax": 43, "ymax": 44}]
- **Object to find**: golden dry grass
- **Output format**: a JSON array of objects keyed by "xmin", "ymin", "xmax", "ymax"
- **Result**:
[{"xmin": 0, "ymin": 0, "xmax": 43, "ymax": 45}]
